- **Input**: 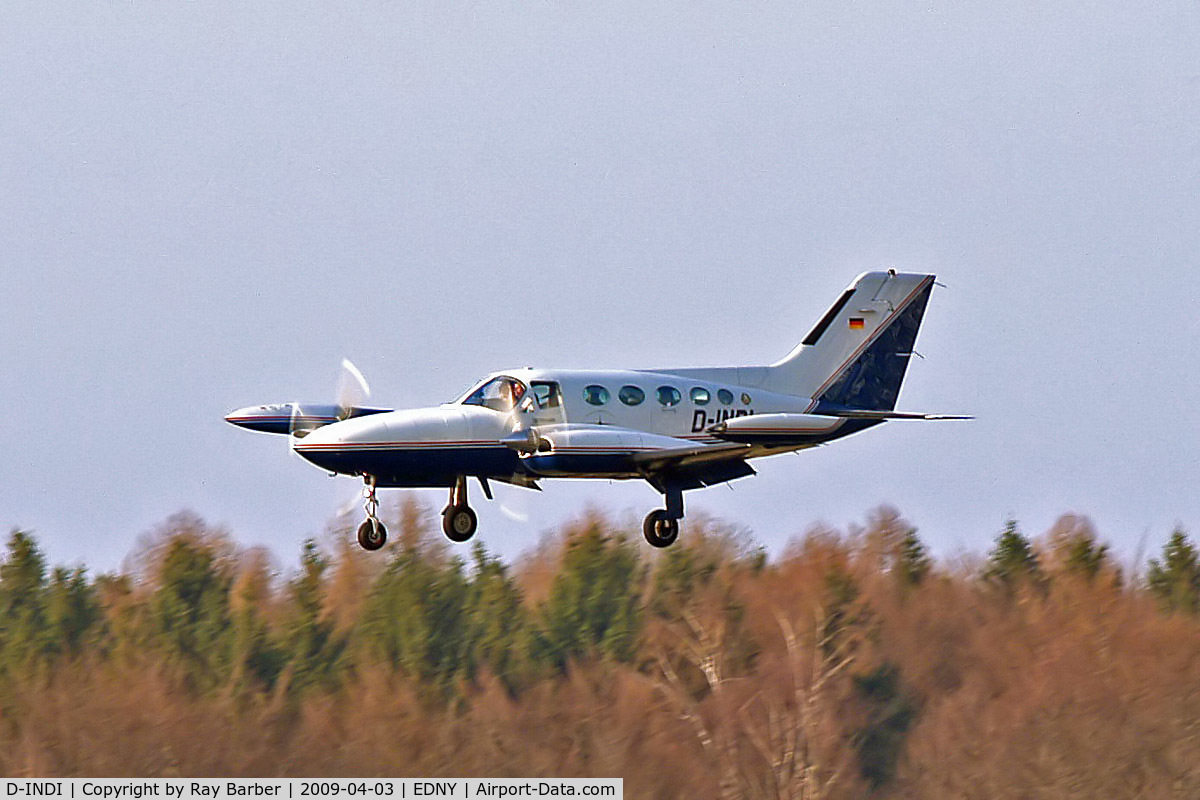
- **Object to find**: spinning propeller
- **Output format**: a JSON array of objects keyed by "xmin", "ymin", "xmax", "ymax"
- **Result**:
[
  {"xmin": 494, "ymin": 392, "xmax": 547, "ymax": 522},
  {"xmin": 283, "ymin": 359, "xmax": 391, "ymax": 549},
  {"xmin": 287, "ymin": 358, "xmax": 374, "ymax": 443}
]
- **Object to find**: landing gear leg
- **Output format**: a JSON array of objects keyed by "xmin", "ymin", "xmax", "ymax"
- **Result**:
[
  {"xmin": 643, "ymin": 485, "xmax": 683, "ymax": 548},
  {"xmin": 357, "ymin": 475, "xmax": 387, "ymax": 550},
  {"xmin": 442, "ymin": 474, "xmax": 478, "ymax": 543}
]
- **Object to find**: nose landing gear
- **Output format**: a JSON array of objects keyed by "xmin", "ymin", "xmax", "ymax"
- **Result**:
[
  {"xmin": 356, "ymin": 475, "xmax": 388, "ymax": 551},
  {"xmin": 442, "ymin": 475, "xmax": 478, "ymax": 542}
]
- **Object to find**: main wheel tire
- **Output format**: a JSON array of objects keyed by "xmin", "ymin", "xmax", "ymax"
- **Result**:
[
  {"xmin": 642, "ymin": 510, "xmax": 680, "ymax": 548},
  {"xmin": 357, "ymin": 518, "xmax": 388, "ymax": 551},
  {"xmin": 442, "ymin": 504, "xmax": 478, "ymax": 542}
]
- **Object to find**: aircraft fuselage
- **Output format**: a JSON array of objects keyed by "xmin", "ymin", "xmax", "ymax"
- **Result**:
[{"xmin": 287, "ymin": 367, "xmax": 867, "ymax": 488}]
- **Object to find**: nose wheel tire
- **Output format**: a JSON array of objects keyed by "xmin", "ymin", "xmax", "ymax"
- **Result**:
[
  {"xmin": 357, "ymin": 518, "xmax": 388, "ymax": 551},
  {"xmin": 643, "ymin": 510, "xmax": 680, "ymax": 548},
  {"xmin": 442, "ymin": 505, "xmax": 478, "ymax": 542}
]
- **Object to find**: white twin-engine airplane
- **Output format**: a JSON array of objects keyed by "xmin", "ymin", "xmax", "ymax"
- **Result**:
[{"xmin": 226, "ymin": 270, "xmax": 966, "ymax": 550}]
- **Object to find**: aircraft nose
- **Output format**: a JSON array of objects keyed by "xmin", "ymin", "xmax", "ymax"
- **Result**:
[
  {"xmin": 291, "ymin": 415, "xmax": 384, "ymax": 475},
  {"xmin": 291, "ymin": 421, "xmax": 344, "ymax": 468}
]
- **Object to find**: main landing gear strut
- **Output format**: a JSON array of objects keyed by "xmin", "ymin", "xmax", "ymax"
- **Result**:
[
  {"xmin": 357, "ymin": 475, "xmax": 387, "ymax": 551},
  {"xmin": 442, "ymin": 475, "xmax": 478, "ymax": 542},
  {"xmin": 643, "ymin": 485, "xmax": 684, "ymax": 548}
]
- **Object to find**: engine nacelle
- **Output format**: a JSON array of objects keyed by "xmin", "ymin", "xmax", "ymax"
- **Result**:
[
  {"xmin": 224, "ymin": 403, "xmax": 390, "ymax": 435},
  {"xmin": 708, "ymin": 412, "xmax": 843, "ymax": 444},
  {"xmin": 522, "ymin": 425, "xmax": 690, "ymax": 478}
]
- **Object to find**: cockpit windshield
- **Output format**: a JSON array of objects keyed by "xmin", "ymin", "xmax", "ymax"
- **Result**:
[{"xmin": 461, "ymin": 377, "xmax": 527, "ymax": 412}]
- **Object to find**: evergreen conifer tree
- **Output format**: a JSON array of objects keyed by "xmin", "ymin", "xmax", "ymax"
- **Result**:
[
  {"xmin": 0, "ymin": 530, "xmax": 50, "ymax": 670},
  {"xmin": 895, "ymin": 529, "xmax": 931, "ymax": 586},
  {"xmin": 535, "ymin": 522, "xmax": 643, "ymax": 670},
  {"xmin": 984, "ymin": 520, "xmax": 1040, "ymax": 589},
  {"xmin": 359, "ymin": 545, "xmax": 470, "ymax": 688},
  {"xmin": 45, "ymin": 566, "xmax": 100, "ymax": 657},
  {"xmin": 151, "ymin": 536, "xmax": 235, "ymax": 687},
  {"xmin": 1147, "ymin": 527, "xmax": 1200, "ymax": 614},
  {"xmin": 463, "ymin": 542, "xmax": 530, "ymax": 690},
  {"xmin": 283, "ymin": 539, "xmax": 346, "ymax": 691}
]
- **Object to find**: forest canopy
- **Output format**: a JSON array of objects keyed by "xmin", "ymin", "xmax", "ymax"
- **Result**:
[{"xmin": 1, "ymin": 501, "xmax": 1198, "ymax": 798}]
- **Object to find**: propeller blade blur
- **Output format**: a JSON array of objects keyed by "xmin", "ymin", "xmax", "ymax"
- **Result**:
[{"xmin": 335, "ymin": 358, "xmax": 371, "ymax": 418}]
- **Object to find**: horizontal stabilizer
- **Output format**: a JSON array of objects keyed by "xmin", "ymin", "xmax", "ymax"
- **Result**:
[
  {"xmin": 811, "ymin": 402, "xmax": 971, "ymax": 421},
  {"xmin": 831, "ymin": 410, "xmax": 972, "ymax": 420}
]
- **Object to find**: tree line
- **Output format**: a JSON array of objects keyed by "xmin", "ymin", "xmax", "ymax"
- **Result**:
[{"xmin": 1, "ymin": 500, "xmax": 1199, "ymax": 796}]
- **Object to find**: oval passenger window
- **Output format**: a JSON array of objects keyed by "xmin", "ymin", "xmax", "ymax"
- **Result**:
[
  {"xmin": 619, "ymin": 385, "xmax": 645, "ymax": 406},
  {"xmin": 656, "ymin": 386, "xmax": 682, "ymax": 407},
  {"xmin": 583, "ymin": 385, "xmax": 610, "ymax": 405}
]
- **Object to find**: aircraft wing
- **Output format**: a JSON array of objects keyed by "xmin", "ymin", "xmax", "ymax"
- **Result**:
[
  {"xmin": 631, "ymin": 440, "xmax": 757, "ymax": 492},
  {"xmin": 631, "ymin": 441, "xmax": 751, "ymax": 471},
  {"xmin": 810, "ymin": 401, "xmax": 972, "ymax": 420}
]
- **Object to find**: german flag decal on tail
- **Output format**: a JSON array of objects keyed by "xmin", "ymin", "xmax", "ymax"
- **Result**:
[{"xmin": 848, "ymin": 317, "xmax": 865, "ymax": 330}]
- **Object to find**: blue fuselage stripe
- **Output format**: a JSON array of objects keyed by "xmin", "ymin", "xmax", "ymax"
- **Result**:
[
  {"xmin": 295, "ymin": 445, "xmax": 522, "ymax": 487},
  {"xmin": 292, "ymin": 421, "xmax": 878, "ymax": 486}
]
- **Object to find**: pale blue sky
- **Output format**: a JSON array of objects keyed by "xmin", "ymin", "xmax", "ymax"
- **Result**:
[{"xmin": 3, "ymin": 1, "xmax": 1198, "ymax": 571}]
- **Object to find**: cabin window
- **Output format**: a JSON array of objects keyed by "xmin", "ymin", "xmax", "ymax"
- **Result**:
[
  {"xmin": 462, "ymin": 377, "xmax": 527, "ymax": 412},
  {"xmin": 717, "ymin": 389, "xmax": 734, "ymax": 405},
  {"xmin": 741, "ymin": 392, "xmax": 753, "ymax": 405},
  {"xmin": 656, "ymin": 386, "xmax": 682, "ymax": 407},
  {"xmin": 690, "ymin": 387, "xmax": 711, "ymax": 405},
  {"xmin": 619, "ymin": 385, "xmax": 645, "ymax": 406},
  {"xmin": 583, "ymin": 385, "xmax": 610, "ymax": 406},
  {"xmin": 531, "ymin": 381, "xmax": 563, "ymax": 408}
]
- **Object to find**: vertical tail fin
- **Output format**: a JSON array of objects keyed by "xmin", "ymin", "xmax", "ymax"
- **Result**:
[{"xmin": 763, "ymin": 271, "xmax": 936, "ymax": 410}]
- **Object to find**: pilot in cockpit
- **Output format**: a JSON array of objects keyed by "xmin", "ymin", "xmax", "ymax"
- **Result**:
[{"xmin": 499, "ymin": 379, "xmax": 525, "ymax": 411}]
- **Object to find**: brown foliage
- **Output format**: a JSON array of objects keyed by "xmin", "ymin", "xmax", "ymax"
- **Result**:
[{"xmin": 3, "ymin": 504, "xmax": 1200, "ymax": 798}]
